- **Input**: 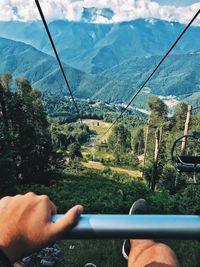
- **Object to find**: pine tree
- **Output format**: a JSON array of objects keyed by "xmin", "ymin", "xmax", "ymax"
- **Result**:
[{"xmin": 0, "ymin": 74, "xmax": 53, "ymax": 184}]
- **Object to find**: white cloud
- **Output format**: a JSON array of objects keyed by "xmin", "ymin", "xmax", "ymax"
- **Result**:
[{"xmin": 0, "ymin": 0, "xmax": 199, "ymax": 26}]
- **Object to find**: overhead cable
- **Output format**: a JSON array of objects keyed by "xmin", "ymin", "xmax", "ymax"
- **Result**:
[
  {"xmin": 100, "ymin": 9, "xmax": 200, "ymax": 140},
  {"xmin": 35, "ymin": 0, "xmax": 82, "ymax": 123}
]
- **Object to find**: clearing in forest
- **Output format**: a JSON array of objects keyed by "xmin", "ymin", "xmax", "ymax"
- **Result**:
[
  {"xmin": 82, "ymin": 161, "xmax": 142, "ymax": 178},
  {"xmin": 82, "ymin": 119, "xmax": 112, "ymax": 143}
]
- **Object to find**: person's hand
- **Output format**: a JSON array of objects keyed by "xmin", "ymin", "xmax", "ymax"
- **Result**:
[{"xmin": 0, "ymin": 192, "xmax": 83, "ymax": 263}]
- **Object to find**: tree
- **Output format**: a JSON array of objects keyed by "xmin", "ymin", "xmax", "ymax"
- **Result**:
[
  {"xmin": 50, "ymin": 123, "xmax": 91, "ymax": 150},
  {"xmin": 108, "ymin": 124, "xmax": 131, "ymax": 162},
  {"xmin": 0, "ymin": 73, "xmax": 15, "ymax": 189},
  {"xmin": 131, "ymin": 127, "xmax": 144, "ymax": 155},
  {"xmin": 68, "ymin": 143, "xmax": 82, "ymax": 160},
  {"xmin": 159, "ymin": 164, "xmax": 177, "ymax": 194},
  {"xmin": 13, "ymin": 80, "xmax": 52, "ymax": 183},
  {"xmin": 173, "ymin": 102, "xmax": 188, "ymax": 131},
  {"xmin": 145, "ymin": 96, "xmax": 169, "ymax": 190},
  {"xmin": 1, "ymin": 72, "xmax": 12, "ymax": 92},
  {"xmin": 0, "ymin": 74, "xmax": 54, "ymax": 184},
  {"xmin": 148, "ymin": 96, "xmax": 168, "ymax": 126},
  {"xmin": 0, "ymin": 76, "xmax": 10, "ymax": 129}
]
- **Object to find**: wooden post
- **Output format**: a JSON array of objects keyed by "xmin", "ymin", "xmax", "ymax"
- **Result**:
[
  {"xmin": 151, "ymin": 127, "xmax": 162, "ymax": 191},
  {"xmin": 142, "ymin": 123, "xmax": 149, "ymax": 178},
  {"xmin": 181, "ymin": 105, "xmax": 192, "ymax": 155},
  {"xmin": 154, "ymin": 128, "xmax": 162, "ymax": 162}
]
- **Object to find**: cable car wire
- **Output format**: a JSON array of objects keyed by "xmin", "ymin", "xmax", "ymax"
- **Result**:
[
  {"xmin": 35, "ymin": 0, "xmax": 82, "ymax": 123},
  {"xmin": 99, "ymin": 9, "xmax": 200, "ymax": 141}
]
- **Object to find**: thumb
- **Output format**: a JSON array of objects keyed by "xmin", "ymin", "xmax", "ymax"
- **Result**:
[{"xmin": 51, "ymin": 205, "xmax": 83, "ymax": 237}]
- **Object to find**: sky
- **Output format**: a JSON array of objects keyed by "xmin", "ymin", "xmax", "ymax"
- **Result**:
[
  {"xmin": 0, "ymin": 0, "xmax": 199, "ymax": 26},
  {"xmin": 156, "ymin": 0, "xmax": 199, "ymax": 6}
]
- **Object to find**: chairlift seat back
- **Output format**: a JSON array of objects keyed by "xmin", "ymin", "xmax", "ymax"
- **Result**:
[
  {"xmin": 176, "ymin": 165, "xmax": 200, "ymax": 173},
  {"xmin": 174, "ymin": 156, "xmax": 200, "ymax": 165}
]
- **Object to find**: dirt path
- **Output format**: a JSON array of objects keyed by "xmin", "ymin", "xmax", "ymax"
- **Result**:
[{"xmin": 82, "ymin": 161, "xmax": 142, "ymax": 178}]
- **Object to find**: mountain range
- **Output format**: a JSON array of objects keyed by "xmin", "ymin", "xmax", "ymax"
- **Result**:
[
  {"xmin": 0, "ymin": 19, "xmax": 199, "ymax": 107},
  {"xmin": 0, "ymin": 19, "xmax": 199, "ymax": 73}
]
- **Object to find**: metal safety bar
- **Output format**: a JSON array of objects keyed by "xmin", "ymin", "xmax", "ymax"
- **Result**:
[{"xmin": 52, "ymin": 215, "xmax": 200, "ymax": 240}]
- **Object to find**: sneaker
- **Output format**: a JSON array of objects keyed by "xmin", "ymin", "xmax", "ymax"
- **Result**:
[{"xmin": 122, "ymin": 199, "xmax": 149, "ymax": 260}]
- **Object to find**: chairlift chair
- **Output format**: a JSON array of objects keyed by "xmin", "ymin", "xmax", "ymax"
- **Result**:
[{"xmin": 171, "ymin": 131, "xmax": 200, "ymax": 184}]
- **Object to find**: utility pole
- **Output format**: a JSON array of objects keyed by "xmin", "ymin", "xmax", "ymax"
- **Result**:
[{"xmin": 181, "ymin": 105, "xmax": 192, "ymax": 155}]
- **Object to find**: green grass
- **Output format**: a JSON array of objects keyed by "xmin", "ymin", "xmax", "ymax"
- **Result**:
[
  {"xmin": 23, "ymin": 168, "xmax": 149, "ymax": 214},
  {"xmin": 20, "ymin": 169, "xmax": 200, "ymax": 267},
  {"xmin": 32, "ymin": 240, "xmax": 126, "ymax": 267},
  {"xmin": 59, "ymin": 240, "xmax": 126, "ymax": 267},
  {"xmin": 82, "ymin": 119, "xmax": 112, "ymax": 143}
]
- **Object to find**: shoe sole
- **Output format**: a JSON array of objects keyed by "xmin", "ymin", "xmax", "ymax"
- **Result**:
[
  {"xmin": 122, "ymin": 240, "xmax": 129, "ymax": 260},
  {"xmin": 122, "ymin": 199, "xmax": 149, "ymax": 260}
]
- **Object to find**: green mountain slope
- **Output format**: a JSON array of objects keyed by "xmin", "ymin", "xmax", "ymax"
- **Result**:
[
  {"xmin": 185, "ymin": 91, "xmax": 200, "ymax": 108},
  {"xmin": 0, "ymin": 37, "xmax": 199, "ymax": 108},
  {"xmin": 82, "ymin": 52, "xmax": 200, "ymax": 104},
  {"xmin": 0, "ymin": 37, "xmax": 90, "ymax": 94}
]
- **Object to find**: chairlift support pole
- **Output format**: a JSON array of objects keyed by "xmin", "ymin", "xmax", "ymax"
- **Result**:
[{"xmin": 52, "ymin": 214, "xmax": 200, "ymax": 240}]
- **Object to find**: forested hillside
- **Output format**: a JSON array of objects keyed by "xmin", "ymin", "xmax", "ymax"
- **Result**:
[
  {"xmin": 0, "ymin": 37, "xmax": 199, "ymax": 107},
  {"xmin": 79, "ymin": 52, "xmax": 200, "ymax": 104},
  {"xmin": 42, "ymin": 93, "xmax": 146, "ymax": 123},
  {"xmin": 0, "ymin": 37, "xmax": 89, "ymax": 94}
]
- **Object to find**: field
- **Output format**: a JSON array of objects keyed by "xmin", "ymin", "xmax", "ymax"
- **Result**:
[
  {"xmin": 82, "ymin": 119, "xmax": 142, "ymax": 178},
  {"xmin": 82, "ymin": 119, "xmax": 114, "ymax": 161},
  {"xmin": 83, "ymin": 119, "xmax": 112, "ymax": 143},
  {"xmin": 82, "ymin": 161, "xmax": 142, "ymax": 178}
]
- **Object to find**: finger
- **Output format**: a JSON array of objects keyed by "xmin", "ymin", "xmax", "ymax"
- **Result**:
[
  {"xmin": 38, "ymin": 195, "xmax": 57, "ymax": 218},
  {"xmin": 49, "ymin": 200, "xmax": 57, "ymax": 215},
  {"xmin": 25, "ymin": 192, "xmax": 36, "ymax": 197},
  {"xmin": 51, "ymin": 205, "xmax": 83, "ymax": 237},
  {"xmin": 0, "ymin": 196, "xmax": 12, "ymax": 207}
]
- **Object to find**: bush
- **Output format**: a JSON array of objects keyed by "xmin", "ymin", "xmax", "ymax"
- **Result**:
[
  {"xmin": 158, "ymin": 164, "xmax": 177, "ymax": 193},
  {"xmin": 103, "ymin": 166, "xmax": 112, "ymax": 174}
]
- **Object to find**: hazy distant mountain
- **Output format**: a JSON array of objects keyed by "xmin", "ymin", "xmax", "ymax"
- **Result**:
[{"xmin": 0, "ymin": 19, "xmax": 199, "ymax": 74}]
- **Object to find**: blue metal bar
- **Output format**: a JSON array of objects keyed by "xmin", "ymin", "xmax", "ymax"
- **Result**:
[{"xmin": 52, "ymin": 215, "xmax": 200, "ymax": 240}]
